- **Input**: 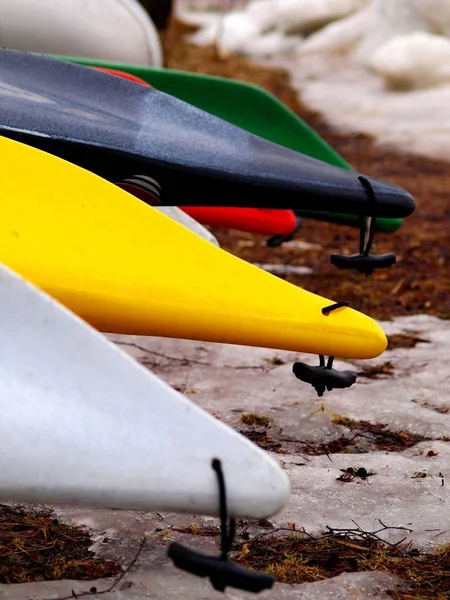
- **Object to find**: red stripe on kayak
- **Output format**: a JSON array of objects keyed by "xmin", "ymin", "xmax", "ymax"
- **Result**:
[{"xmin": 92, "ymin": 67, "xmax": 152, "ymax": 87}]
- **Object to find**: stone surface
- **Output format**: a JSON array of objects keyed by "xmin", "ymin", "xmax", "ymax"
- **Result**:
[
  {"xmin": 2, "ymin": 315, "xmax": 449, "ymax": 599},
  {"xmin": 1, "ymin": 571, "xmax": 402, "ymax": 599}
]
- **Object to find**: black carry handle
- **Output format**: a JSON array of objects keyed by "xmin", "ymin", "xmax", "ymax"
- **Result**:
[
  {"xmin": 168, "ymin": 543, "xmax": 274, "ymax": 593},
  {"xmin": 292, "ymin": 360, "xmax": 357, "ymax": 397},
  {"xmin": 331, "ymin": 252, "xmax": 396, "ymax": 276},
  {"xmin": 167, "ymin": 459, "xmax": 275, "ymax": 593}
]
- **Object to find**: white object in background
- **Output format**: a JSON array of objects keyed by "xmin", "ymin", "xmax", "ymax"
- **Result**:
[
  {"xmin": 240, "ymin": 31, "xmax": 300, "ymax": 56},
  {"xmin": 0, "ymin": 0, "xmax": 163, "ymax": 66},
  {"xmin": 298, "ymin": 0, "xmax": 450, "ymax": 62},
  {"xmin": 188, "ymin": 11, "xmax": 263, "ymax": 52},
  {"xmin": 0, "ymin": 263, "xmax": 289, "ymax": 518},
  {"xmin": 185, "ymin": 0, "xmax": 364, "ymax": 57},
  {"xmin": 354, "ymin": 0, "xmax": 429, "ymax": 64},
  {"xmin": 298, "ymin": 8, "xmax": 368, "ymax": 56},
  {"xmin": 418, "ymin": 0, "xmax": 450, "ymax": 37},
  {"xmin": 370, "ymin": 31, "xmax": 450, "ymax": 90},
  {"xmin": 186, "ymin": 6, "xmax": 299, "ymax": 55},
  {"xmin": 157, "ymin": 206, "xmax": 220, "ymax": 246},
  {"xmin": 274, "ymin": 0, "xmax": 367, "ymax": 36}
]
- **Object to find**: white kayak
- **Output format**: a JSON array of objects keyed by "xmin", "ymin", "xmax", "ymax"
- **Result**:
[
  {"xmin": 157, "ymin": 206, "xmax": 220, "ymax": 246},
  {"xmin": 0, "ymin": 0, "xmax": 163, "ymax": 67},
  {"xmin": 0, "ymin": 262, "xmax": 289, "ymax": 518}
]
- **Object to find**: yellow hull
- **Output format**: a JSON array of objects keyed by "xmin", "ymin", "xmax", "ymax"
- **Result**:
[{"xmin": 0, "ymin": 136, "xmax": 386, "ymax": 358}]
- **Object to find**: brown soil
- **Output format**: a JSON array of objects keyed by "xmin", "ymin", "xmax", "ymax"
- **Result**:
[
  {"xmin": 235, "ymin": 526, "xmax": 450, "ymax": 599},
  {"xmin": 387, "ymin": 333, "xmax": 431, "ymax": 350},
  {"xmin": 162, "ymin": 18, "xmax": 450, "ymax": 322},
  {"xmin": 0, "ymin": 504, "xmax": 121, "ymax": 584},
  {"xmin": 235, "ymin": 410, "xmax": 434, "ymax": 455}
]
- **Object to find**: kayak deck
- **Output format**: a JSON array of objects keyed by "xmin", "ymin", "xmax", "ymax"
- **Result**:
[{"xmin": 0, "ymin": 49, "xmax": 415, "ymax": 218}]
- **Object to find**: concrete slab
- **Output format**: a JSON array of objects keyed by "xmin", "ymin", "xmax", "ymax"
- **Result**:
[
  {"xmin": 2, "ymin": 315, "xmax": 449, "ymax": 599},
  {"xmin": 1, "ymin": 571, "xmax": 403, "ymax": 600}
]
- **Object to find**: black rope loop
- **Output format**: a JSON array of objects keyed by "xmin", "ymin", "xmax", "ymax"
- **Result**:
[
  {"xmin": 211, "ymin": 458, "xmax": 236, "ymax": 561},
  {"xmin": 358, "ymin": 177, "xmax": 378, "ymax": 256},
  {"xmin": 318, "ymin": 355, "xmax": 335, "ymax": 370},
  {"xmin": 330, "ymin": 176, "xmax": 396, "ymax": 276},
  {"xmin": 322, "ymin": 301, "xmax": 350, "ymax": 315},
  {"xmin": 358, "ymin": 215, "xmax": 366, "ymax": 255},
  {"xmin": 167, "ymin": 460, "xmax": 275, "ymax": 593}
]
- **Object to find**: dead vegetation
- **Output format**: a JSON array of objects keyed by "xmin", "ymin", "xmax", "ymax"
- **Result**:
[
  {"xmin": 237, "ymin": 410, "xmax": 432, "ymax": 456},
  {"xmin": 139, "ymin": 519, "xmax": 450, "ymax": 599},
  {"xmin": 0, "ymin": 504, "xmax": 121, "ymax": 584},
  {"xmin": 15, "ymin": 518, "xmax": 449, "ymax": 600},
  {"xmin": 240, "ymin": 413, "xmax": 272, "ymax": 427},
  {"xmin": 3, "ymin": 505, "xmax": 449, "ymax": 598},
  {"xmin": 387, "ymin": 333, "xmax": 430, "ymax": 350},
  {"xmin": 298, "ymin": 416, "xmax": 430, "ymax": 455},
  {"xmin": 357, "ymin": 361, "xmax": 395, "ymax": 379},
  {"xmin": 412, "ymin": 398, "xmax": 450, "ymax": 415},
  {"xmin": 234, "ymin": 521, "xmax": 450, "ymax": 599},
  {"xmin": 239, "ymin": 429, "xmax": 287, "ymax": 454},
  {"xmin": 172, "ymin": 524, "xmax": 220, "ymax": 537},
  {"xmin": 238, "ymin": 413, "xmax": 286, "ymax": 453},
  {"xmin": 336, "ymin": 466, "xmax": 376, "ymax": 483}
]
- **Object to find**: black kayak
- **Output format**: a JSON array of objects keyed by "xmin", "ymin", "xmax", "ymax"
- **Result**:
[{"xmin": 0, "ymin": 49, "xmax": 414, "ymax": 218}]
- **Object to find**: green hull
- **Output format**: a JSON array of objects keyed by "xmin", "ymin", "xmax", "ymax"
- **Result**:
[{"xmin": 50, "ymin": 54, "xmax": 402, "ymax": 233}]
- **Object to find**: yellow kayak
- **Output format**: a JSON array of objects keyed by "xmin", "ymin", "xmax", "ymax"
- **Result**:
[{"xmin": 0, "ymin": 136, "xmax": 386, "ymax": 359}]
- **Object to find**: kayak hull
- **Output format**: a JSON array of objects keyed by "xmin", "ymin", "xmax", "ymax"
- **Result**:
[
  {"xmin": 182, "ymin": 206, "xmax": 298, "ymax": 236},
  {"xmin": 0, "ymin": 0, "xmax": 163, "ymax": 66},
  {"xmin": 0, "ymin": 136, "xmax": 387, "ymax": 359},
  {"xmin": 0, "ymin": 262, "xmax": 289, "ymax": 517}
]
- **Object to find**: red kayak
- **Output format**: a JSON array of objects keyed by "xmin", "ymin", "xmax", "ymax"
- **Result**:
[
  {"xmin": 92, "ymin": 67, "xmax": 300, "ymax": 241},
  {"xmin": 181, "ymin": 206, "xmax": 298, "ymax": 236}
]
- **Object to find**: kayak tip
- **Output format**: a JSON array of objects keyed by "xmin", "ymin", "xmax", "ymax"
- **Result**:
[
  {"xmin": 359, "ymin": 174, "xmax": 415, "ymax": 218},
  {"xmin": 313, "ymin": 301, "xmax": 387, "ymax": 360}
]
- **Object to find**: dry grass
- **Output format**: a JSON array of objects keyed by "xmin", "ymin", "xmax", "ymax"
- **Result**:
[
  {"xmin": 235, "ymin": 524, "xmax": 450, "ymax": 599},
  {"xmin": 0, "ymin": 504, "xmax": 121, "ymax": 584}
]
